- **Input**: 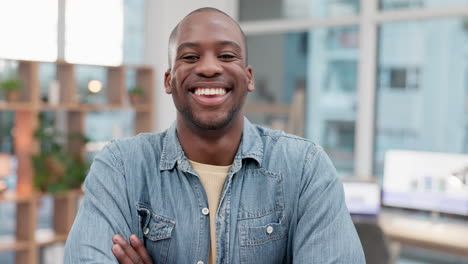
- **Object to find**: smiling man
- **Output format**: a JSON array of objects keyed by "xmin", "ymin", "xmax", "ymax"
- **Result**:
[{"xmin": 64, "ymin": 7, "xmax": 364, "ymax": 264}]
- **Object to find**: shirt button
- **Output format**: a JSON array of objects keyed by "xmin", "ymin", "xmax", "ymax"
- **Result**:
[
  {"xmin": 143, "ymin": 227, "xmax": 149, "ymax": 235},
  {"xmin": 202, "ymin": 207, "xmax": 209, "ymax": 216},
  {"xmin": 266, "ymin": 226, "xmax": 274, "ymax": 234},
  {"xmin": 197, "ymin": 261, "xmax": 204, "ymax": 264}
]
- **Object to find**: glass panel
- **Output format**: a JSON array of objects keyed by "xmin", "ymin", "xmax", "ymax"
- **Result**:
[
  {"xmin": 37, "ymin": 195, "xmax": 53, "ymax": 230},
  {"xmin": 380, "ymin": 0, "xmax": 468, "ymax": 11},
  {"xmin": 0, "ymin": 111, "xmax": 15, "ymax": 154},
  {"xmin": 65, "ymin": 0, "xmax": 124, "ymax": 65},
  {"xmin": 0, "ymin": 60, "xmax": 19, "ymax": 103},
  {"xmin": 123, "ymin": 0, "xmax": 146, "ymax": 64},
  {"xmin": 375, "ymin": 18, "xmax": 468, "ymax": 177},
  {"xmin": 39, "ymin": 63, "xmax": 57, "ymax": 104},
  {"xmin": 0, "ymin": 202, "xmax": 16, "ymax": 236},
  {"xmin": 0, "ymin": 251, "xmax": 14, "ymax": 264},
  {"xmin": 246, "ymin": 26, "xmax": 359, "ymax": 175},
  {"xmin": 126, "ymin": 69, "xmax": 137, "ymax": 105},
  {"xmin": 239, "ymin": 0, "xmax": 359, "ymax": 21},
  {"xmin": 84, "ymin": 111, "xmax": 135, "ymax": 162},
  {"xmin": 0, "ymin": 0, "xmax": 57, "ymax": 61},
  {"xmin": 75, "ymin": 65, "xmax": 108, "ymax": 104},
  {"xmin": 307, "ymin": 26, "xmax": 358, "ymax": 175}
]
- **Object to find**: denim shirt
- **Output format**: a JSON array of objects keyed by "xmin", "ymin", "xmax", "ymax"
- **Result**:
[{"xmin": 64, "ymin": 118, "xmax": 365, "ymax": 264}]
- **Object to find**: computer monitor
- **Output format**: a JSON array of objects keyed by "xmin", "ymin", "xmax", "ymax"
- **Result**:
[
  {"xmin": 342, "ymin": 181, "xmax": 381, "ymax": 215},
  {"xmin": 382, "ymin": 150, "xmax": 468, "ymax": 216}
]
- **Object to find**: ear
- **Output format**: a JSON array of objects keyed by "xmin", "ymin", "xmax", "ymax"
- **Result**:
[
  {"xmin": 246, "ymin": 66, "xmax": 255, "ymax": 92},
  {"xmin": 164, "ymin": 69, "xmax": 172, "ymax": 94}
]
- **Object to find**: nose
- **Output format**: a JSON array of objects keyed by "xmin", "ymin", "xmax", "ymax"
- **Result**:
[{"xmin": 195, "ymin": 53, "xmax": 223, "ymax": 78}]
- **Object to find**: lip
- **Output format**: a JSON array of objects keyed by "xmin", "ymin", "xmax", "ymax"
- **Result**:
[{"xmin": 190, "ymin": 89, "xmax": 230, "ymax": 106}]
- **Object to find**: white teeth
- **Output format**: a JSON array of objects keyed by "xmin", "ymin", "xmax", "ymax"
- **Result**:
[{"xmin": 194, "ymin": 88, "xmax": 227, "ymax": 96}]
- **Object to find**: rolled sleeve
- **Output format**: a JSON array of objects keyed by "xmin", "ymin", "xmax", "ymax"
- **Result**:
[
  {"xmin": 64, "ymin": 143, "xmax": 134, "ymax": 263},
  {"xmin": 293, "ymin": 147, "xmax": 365, "ymax": 263}
]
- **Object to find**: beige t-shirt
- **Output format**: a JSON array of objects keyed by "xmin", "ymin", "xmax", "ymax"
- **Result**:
[{"xmin": 189, "ymin": 160, "xmax": 231, "ymax": 264}]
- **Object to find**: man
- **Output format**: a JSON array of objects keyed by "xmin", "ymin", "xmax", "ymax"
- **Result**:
[{"xmin": 64, "ymin": 7, "xmax": 365, "ymax": 264}]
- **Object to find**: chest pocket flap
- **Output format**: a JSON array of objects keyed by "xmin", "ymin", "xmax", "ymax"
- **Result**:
[
  {"xmin": 136, "ymin": 203, "xmax": 175, "ymax": 241},
  {"xmin": 239, "ymin": 215, "xmax": 288, "ymax": 246}
]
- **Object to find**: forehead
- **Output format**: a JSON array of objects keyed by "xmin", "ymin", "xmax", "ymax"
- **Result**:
[{"xmin": 175, "ymin": 12, "xmax": 244, "ymax": 49}]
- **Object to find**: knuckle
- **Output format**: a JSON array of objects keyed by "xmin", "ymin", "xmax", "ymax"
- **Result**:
[
  {"xmin": 142, "ymin": 256, "xmax": 153, "ymax": 263},
  {"xmin": 122, "ymin": 242, "xmax": 132, "ymax": 250},
  {"xmin": 133, "ymin": 256, "xmax": 143, "ymax": 264}
]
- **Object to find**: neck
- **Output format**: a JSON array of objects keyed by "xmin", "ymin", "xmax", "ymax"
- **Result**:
[{"xmin": 176, "ymin": 114, "xmax": 244, "ymax": 166}]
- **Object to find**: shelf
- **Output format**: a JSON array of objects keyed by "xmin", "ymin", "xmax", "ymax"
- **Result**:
[
  {"xmin": 0, "ymin": 235, "xmax": 30, "ymax": 252},
  {"xmin": 133, "ymin": 104, "xmax": 152, "ymax": 112},
  {"xmin": 0, "ymin": 102, "xmax": 36, "ymax": 111},
  {"xmin": 37, "ymin": 103, "xmax": 79, "ymax": 111},
  {"xmin": 4, "ymin": 103, "xmax": 154, "ymax": 112},
  {"xmin": 0, "ymin": 191, "xmax": 34, "ymax": 203},
  {"xmin": 0, "ymin": 189, "xmax": 83, "ymax": 203},
  {"xmin": 36, "ymin": 229, "xmax": 68, "ymax": 247},
  {"xmin": 0, "ymin": 229, "xmax": 69, "ymax": 253},
  {"xmin": 125, "ymin": 64, "xmax": 153, "ymax": 71},
  {"xmin": 0, "ymin": 58, "xmax": 154, "ymax": 263},
  {"xmin": 245, "ymin": 103, "xmax": 291, "ymax": 115}
]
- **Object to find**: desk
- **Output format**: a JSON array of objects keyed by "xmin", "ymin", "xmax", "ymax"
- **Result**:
[{"xmin": 378, "ymin": 212, "xmax": 468, "ymax": 258}]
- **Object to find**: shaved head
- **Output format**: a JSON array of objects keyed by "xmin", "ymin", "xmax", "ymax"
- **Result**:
[{"xmin": 168, "ymin": 7, "xmax": 248, "ymax": 68}]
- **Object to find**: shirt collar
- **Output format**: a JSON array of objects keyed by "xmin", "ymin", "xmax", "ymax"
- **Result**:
[{"xmin": 159, "ymin": 117, "xmax": 263, "ymax": 171}]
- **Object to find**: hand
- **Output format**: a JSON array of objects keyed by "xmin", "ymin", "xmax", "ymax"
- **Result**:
[{"xmin": 112, "ymin": 234, "xmax": 153, "ymax": 264}]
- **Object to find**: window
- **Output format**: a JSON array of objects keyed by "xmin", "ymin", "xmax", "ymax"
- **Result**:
[
  {"xmin": 374, "ymin": 18, "xmax": 468, "ymax": 176},
  {"xmin": 123, "ymin": 0, "xmax": 146, "ymax": 64},
  {"xmin": 65, "ymin": 0, "xmax": 124, "ymax": 65},
  {"xmin": 245, "ymin": 26, "xmax": 359, "ymax": 175},
  {"xmin": 241, "ymin": 1, "xmax": 468, "ymax": 183},
  {"xmin": 380, "ymin": 0, "xmax": 468, "ymax": 11},
  {"xmin": 239, "ymin": 0, "xmax": 359, "ymax": 21},
  {"xmin": 0, "ymin": 0, "xmax": 57, "ymax": 61}
]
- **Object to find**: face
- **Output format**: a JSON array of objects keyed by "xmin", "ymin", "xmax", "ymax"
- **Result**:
[{"xmin": 165, "ymin": 12, "xmax": 254, "ymax": 131}]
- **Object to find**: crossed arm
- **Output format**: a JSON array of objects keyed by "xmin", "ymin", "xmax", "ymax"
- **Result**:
[
  {"xmin": 66, "ymin": 144, "xmax": 364, "ymax": 263},
  {"xmin": 111, "ymin": 234, "xmax": 152, "ymax": 264}
]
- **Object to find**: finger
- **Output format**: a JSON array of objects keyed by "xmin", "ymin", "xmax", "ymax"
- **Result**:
[
  {"xmin": 112, "ymin": 244, "xmax": 134, "ymax": 264},
  {"xmin": 130, "ymin": 234, "xmax": 153, "ymax": 264},
  {"xmin": 112, "ymin": 234, "xmax": 142, "ymax": 264}
]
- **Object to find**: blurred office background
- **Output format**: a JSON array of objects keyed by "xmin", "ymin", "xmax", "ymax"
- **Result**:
[{"xmin": 0, "ymin": 0, "xmax": 468, "ymax": 263}]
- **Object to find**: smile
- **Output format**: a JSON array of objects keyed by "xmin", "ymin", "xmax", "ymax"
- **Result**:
[
  {"xmin": 190, "ymin": 87, "xmax": 231, "ymax": 106},
  {"xmin": 193, "ymin": 87, "xmax": 228, "ymax": 96}
]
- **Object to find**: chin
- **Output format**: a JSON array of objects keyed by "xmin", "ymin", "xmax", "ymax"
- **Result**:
[
  {"xmin": 191, "ymin": 111, "xmax": 237, "ymax": 130},
  {"xmin": 192, "ymin": 117, "xmax": 231, "ymax": 130}
]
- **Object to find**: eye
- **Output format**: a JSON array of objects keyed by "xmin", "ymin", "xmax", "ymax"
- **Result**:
[
  {"xmin": 181, "ymin": 55, "xmax": 199, "ymax": 62},
  {"xmin": 219, "ymin": 54, "xmax": 237, "ymax": 61}
]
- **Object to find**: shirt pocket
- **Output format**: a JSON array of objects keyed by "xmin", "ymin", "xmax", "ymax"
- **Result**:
[
  {"xmin": 238, "ymin": 168, "xmax": 285, "ymax": 220},
  {"xmin": 136, "ymin": 203, "xmax": 175, "ymax": 264},
  {"xmin": 238, "ymin": 215, "xmax": 288, "ymax": 264},
  {"xmin": 237, "ymin": 168, "xmax": 287, "ymax": 264}
]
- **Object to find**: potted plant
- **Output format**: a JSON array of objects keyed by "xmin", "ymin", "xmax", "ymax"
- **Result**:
[
  {"xmin": 128, "ymin": 87, "xmax": 144, "ymax": 105},
  {"xmin": 0, "ymin": 78, "xmax": 22, "ymax": 102},
  {"xmin": 32, "ymin": 113, "xmax": 90, "ymax": 194}
]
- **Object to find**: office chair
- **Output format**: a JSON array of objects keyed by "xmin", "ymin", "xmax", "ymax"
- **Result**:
[{"xmin": 354, "ymin": 222, "xmax": 392, "ymax": 264}]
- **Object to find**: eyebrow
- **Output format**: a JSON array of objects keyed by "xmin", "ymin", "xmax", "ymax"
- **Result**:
[
  {"xmin": 176, "ymin": 40, "xmax": 242, "ymax": 54},
  {"xmin": 176, "ymin": 42, "xmax": 200, "ymax": 54},
  {"xmin": 216, "ymin": 40, "xmax": 241, "ymax": 49}
]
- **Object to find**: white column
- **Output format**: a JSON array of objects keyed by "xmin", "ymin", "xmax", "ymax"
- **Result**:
[
  {"xmin": 354, "ymin": 0, "xmax": 378, "ymax": 178},
  {"xmin": 145, "ymin": 0, "xmax": 238, "ymax": 132},
  {"xmin": 57, "ymin": 0, "xmax": 66, "ymax": 60}
]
